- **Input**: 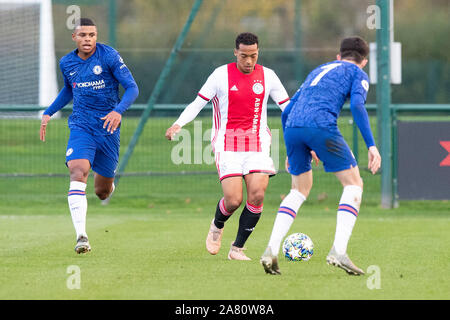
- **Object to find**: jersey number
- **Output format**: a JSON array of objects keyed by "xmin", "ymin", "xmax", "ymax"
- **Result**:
[{"xmin": 310, "ymin": 63, "xmax": 342, "ymax": 86}]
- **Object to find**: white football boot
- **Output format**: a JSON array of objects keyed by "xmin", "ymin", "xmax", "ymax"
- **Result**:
[
  {"xmin": 75, "ymin": 235, "xmax": 91, "ymax": 254},
  {"xmin": 260, "ymin": 247, "xmax": 281, "ymax": 275},
  {"xmin": 326, "ymin": 246, "xmax": 364, "ymax": 275}
]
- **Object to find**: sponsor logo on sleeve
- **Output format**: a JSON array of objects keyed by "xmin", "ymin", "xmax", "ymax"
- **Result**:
[
  {"xmin": 118, "ymin": 55, "xmax": 127, "ymax": 70},
  {"xmin": 361, "ymin": 79, "xmax": 369, "ymax": 91}
]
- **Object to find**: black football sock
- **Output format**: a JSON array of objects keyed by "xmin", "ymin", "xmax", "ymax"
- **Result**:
[
  {"xmin": 233, "ymin": 205, "xmax": 261, "ymax": 248},
  {"xmin": 214, "ymin": 198, "xmax": 233, "ymax": 229}
]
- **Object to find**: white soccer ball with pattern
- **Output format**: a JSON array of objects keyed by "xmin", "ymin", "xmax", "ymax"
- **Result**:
[{"xmin": 282, "ymin": 232, "xmax": 314, "ymax": 261}]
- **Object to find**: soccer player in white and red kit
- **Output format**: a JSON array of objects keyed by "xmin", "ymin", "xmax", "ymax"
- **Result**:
[{"xmin": 165, "ymin": 33, "xmax": 290, "ymax": 260}]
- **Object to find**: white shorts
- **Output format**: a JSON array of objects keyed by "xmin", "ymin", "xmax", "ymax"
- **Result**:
[{"xmin": 214, "ymin": 151, "xmax": 276, "ymax": 181}]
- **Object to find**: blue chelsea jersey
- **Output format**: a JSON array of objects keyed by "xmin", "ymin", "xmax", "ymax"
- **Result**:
[
  {"xmin": 286, "ymin": 60, "xmax": 370, "ymax": 131},
  {"xmin": 59, "ymin": 43, "xmax": 137, "ymax": 134}
]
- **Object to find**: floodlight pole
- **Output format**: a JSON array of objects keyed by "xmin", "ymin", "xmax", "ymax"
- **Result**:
[
  {"xmin": 102, "ymin": 0, "xmax": 204, "ymax": 204},
  {"xmin": 161, "ymin": 0, "xmax": 225, "ymax": 102},
  {"xmin": 376, "ymin": 0, "xmax": 394, "ymax": 208},
  {"xmin": 294, "ymin": 0, "xmax": 303, "ymax": 82},
  {"xmin": 108, "ymin": 0, "xmax": 117, "ymax": 48}
]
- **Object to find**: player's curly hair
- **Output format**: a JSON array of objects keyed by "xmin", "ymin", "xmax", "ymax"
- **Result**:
[
  {"xmin": 340, "ymin": 36, "xmax": 369, "ymax": 63},
  {"xmin": 235, "ymin": 32, "xmax": 259, "ymax": 49}
]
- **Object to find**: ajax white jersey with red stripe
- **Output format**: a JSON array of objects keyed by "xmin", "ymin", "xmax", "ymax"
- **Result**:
[{"xmin": 197, "ymin": 63, "xmax": 289, "ymax": 153}]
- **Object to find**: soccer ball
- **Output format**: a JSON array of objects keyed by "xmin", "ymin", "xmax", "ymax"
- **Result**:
[{"xmin": 282, "ymin": 233, "xmax": 314, "ymax": 261}]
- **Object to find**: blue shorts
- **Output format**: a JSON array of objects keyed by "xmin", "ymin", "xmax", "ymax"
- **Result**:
[
  {"xmin": 65, "ymin": 129, "xmax": 120, "ymax": 178},
  {"xmin": 284, "ymin": 127, "xmax": 357, "ymax": 175}
]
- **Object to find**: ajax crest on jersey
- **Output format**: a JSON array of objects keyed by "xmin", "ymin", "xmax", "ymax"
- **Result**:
[
  {"xmin": 93, "ymin": 65, "xmax": 103, "ymax": 75},
  {"xmin": 282, "ymin": 232, "xmax": 314, "ymax": 261},
  {"xmin": 252, "ymin": 82, "xmax": 264, "ymax": 94}
]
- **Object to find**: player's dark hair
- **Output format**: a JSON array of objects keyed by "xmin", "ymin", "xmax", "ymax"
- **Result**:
[
  {"xmin": 235, "ymin": 32, "xmax": 259, "ymax": 49},
  {"xmin": 339, "ymin": 36, "xmax": 369, "ymax": 63},
  {"xmin": 74, "ymin": 18, "xmax": 96, "ymax": 29}
]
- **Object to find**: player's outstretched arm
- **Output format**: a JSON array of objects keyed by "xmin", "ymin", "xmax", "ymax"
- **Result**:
[
  {"xmin": 368, "ymin": 146, "xmax": 381, "ymax": 175},
  {"xmin": 165, "ymin": 68, "xmax": 218, "ymax": 141},
  {"xmin": 101, "ymin": 111, "xmax": 122, "ymax": 134},
  {"xmin": 350, "ymin": 95, "xmax": 380, "ymax": 174},
  {"xmin": 40, "ymin": 114, "xmax": 51, "ymax": 142},
  {"xmin": 165, "ymin": 124, "xmax": 182, "ymax": 141},
  {"xmin": 165, "ymin": 95, "xmax": 209, "ymax": 141},
  {"xmin": 40, "ymin": 85, "xmax": 73, "ymax": 142},
  {"xmin": 101, "ymin": 50, "xmax": 139, "ymax": 134}
]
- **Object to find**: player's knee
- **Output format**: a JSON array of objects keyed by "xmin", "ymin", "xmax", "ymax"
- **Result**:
[
  {"xmin": 95, "ymin": 187, "xmax": 109, "ymax": 200},
  {"xmin": 342, "ymin": 174, "xmax": 363, "ymax": 190},
  {"xmin": 70, "ymin": 167, "xmax": 89, "ymax": 182},
  {"xmin": 95, "ymin": 191, "xmax": 108, "ymax": 200},
  {"xmin": 356, "ymin": 177, "xmax": 364, "ymax": 190},
  {"xmin": 247, "ymin": 190, "xmax": 265, "ymax": 207},
  {"xmin": 224, "ymin": 197, "xmax": 242, "ymax": 212}
]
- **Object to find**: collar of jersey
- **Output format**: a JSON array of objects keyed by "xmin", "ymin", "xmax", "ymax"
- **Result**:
[{"xmin": 73, "ymin": 46, "xmax": 98, "ymax": 63}]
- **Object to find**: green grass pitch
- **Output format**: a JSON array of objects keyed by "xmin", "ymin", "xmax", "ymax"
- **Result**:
[{"xmin": 0, "ymin": 117, "xmax": 449, "ymax": 300}]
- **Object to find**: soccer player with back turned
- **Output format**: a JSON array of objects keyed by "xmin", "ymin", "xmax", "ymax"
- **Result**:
[
  {"xmin": 166, "ymin": 33, "xmax": 294, "ymax": 260},
  {"xmin": 39, "ymin": 18, "xmax": 139, "ymax": 254},
  {"xmin": 260, "ymin": 37, "xmax": 381, "ymax": 275}
]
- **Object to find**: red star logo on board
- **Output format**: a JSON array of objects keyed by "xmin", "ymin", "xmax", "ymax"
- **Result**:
[{"xmin": 439, "ymin": 141, "xmax": 450, "ymax": 167}]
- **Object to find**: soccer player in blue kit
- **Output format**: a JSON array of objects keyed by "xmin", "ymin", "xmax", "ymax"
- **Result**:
[
  {"xmin": 39, "ymin": 18, "xmax": 139, "ymax": 254},
  {"xmin": 260, "ymin": 37, "xmax": 381, "ymax": 275}
]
